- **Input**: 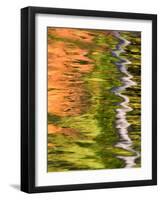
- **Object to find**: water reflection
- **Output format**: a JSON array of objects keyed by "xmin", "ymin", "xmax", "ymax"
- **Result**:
[
  {"xmin": 47, "ymin": 28, "xmax": 141, "ymax": 172},
  {"xmin": 112, "ymin": 32, "xmax": 140, "ymax": 168}
]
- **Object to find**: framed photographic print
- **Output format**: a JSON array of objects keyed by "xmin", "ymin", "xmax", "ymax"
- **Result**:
[{"xmin": 21, "ymin": 6, "xmax": 157, "ymax": 193}]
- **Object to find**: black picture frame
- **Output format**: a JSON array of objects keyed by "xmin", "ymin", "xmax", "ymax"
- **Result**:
[{"xmin": 21, "ymin": 6, "xmax": 157, "ymax": 193}]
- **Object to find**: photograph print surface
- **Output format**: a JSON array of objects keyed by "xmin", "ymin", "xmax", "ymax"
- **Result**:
[{"xmin": 47, "ymin": 27, "xmax": 141, "ymax": 172}]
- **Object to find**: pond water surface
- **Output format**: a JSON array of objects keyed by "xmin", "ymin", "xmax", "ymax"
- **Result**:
[{"xmin": 47, "ymin": 28, "xmax": 141, "ymax": 172}]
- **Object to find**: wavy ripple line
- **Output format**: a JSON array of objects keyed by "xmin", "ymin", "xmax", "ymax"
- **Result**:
[{"xmin": 112, "ymin": 31, "xmax": 140, "ymax": 168}]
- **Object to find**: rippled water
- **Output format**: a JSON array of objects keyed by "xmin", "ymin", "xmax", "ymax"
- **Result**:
[
  {"xmin": 112, "ymin": 31, "xmax": 140, "ymax": 168},
  {"xmin": 47, "ymin": 28, "xmax": 141, "ymax": 172}
]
